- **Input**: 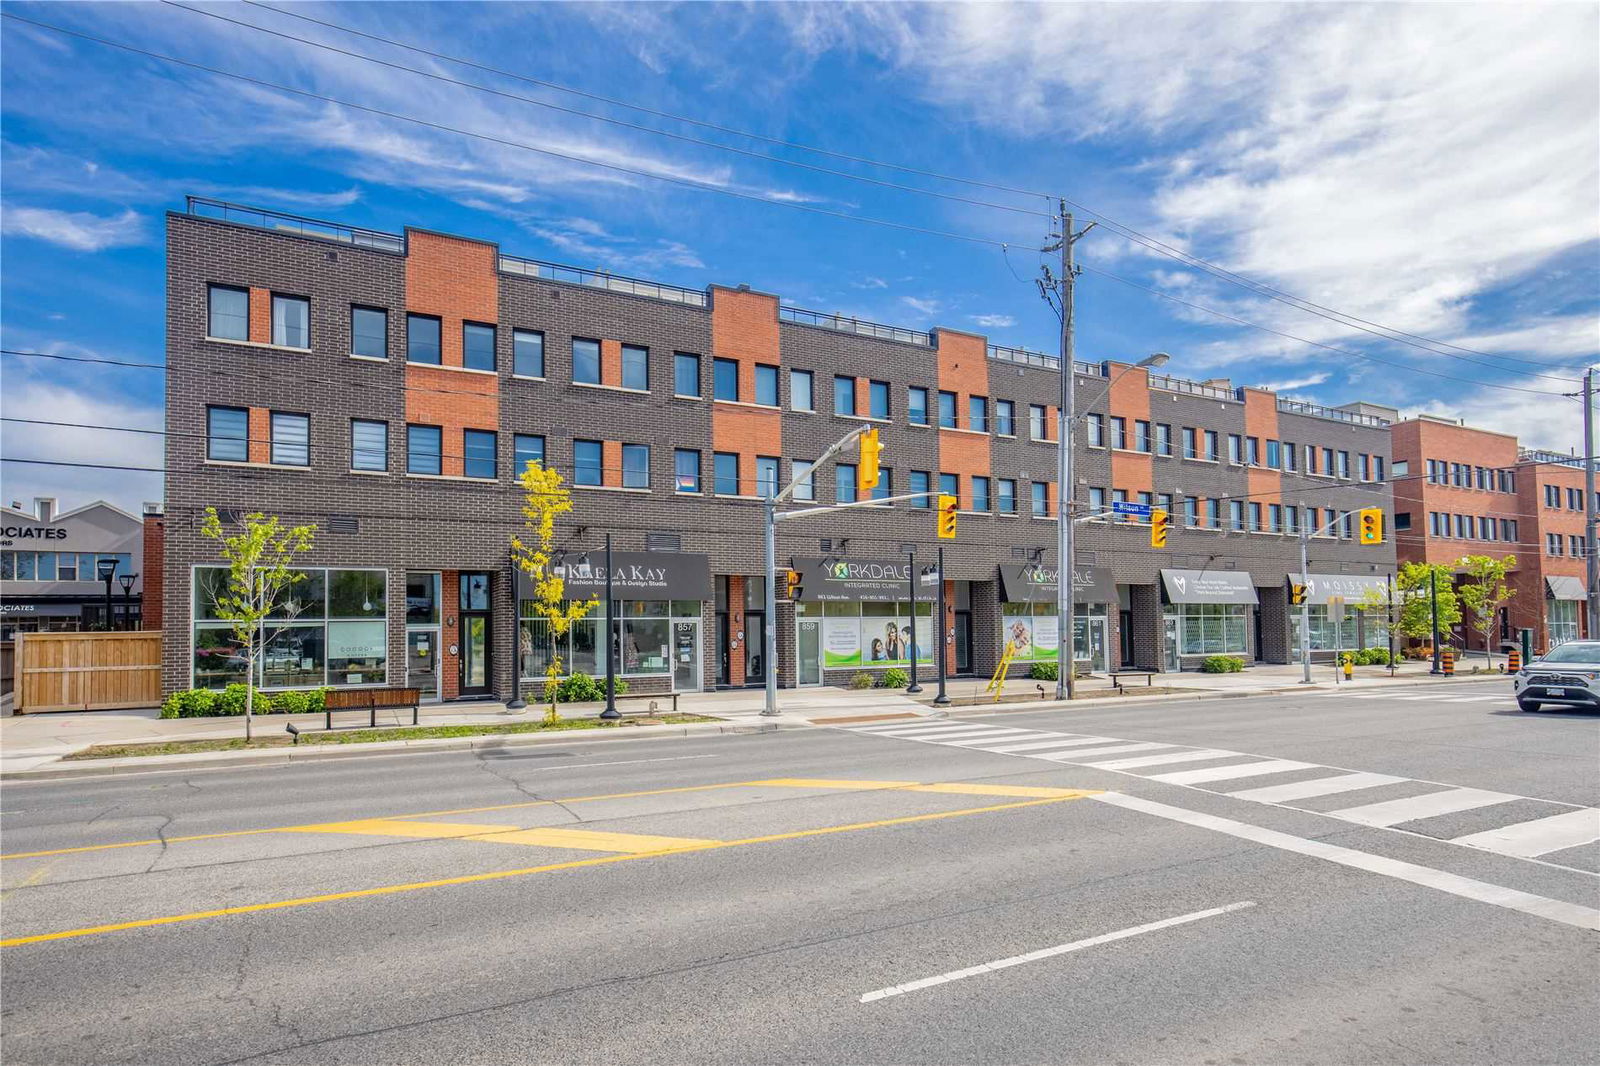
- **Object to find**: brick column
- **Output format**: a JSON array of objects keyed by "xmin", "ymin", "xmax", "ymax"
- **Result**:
[
  {"xmin": 725, "ymin": 575, "xmax": 746, "ymax": 687},
  {"xmin": 971, "ymin": 579, "xmax": 1002, "ymax": 678},
  {"xmin": 1130, "ymin": 584, "xmax": 1164, "ymax": 671},
  {"xmin": 776, "ymin": 600, "xmax": 796, "ymax": 689},
  {"xmin": 1258, "ymin": 586, "xmax": 1289, "ymax": 664},
  {"xmin": 440, "ymin": 569, "xmax": 460, "ymax": 701},
  {"xmin": 141, "ymin": 514, "xmax": 164, "ymax": 631}
]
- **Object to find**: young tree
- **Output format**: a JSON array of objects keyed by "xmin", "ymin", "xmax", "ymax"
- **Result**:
[
  {"xmin": 199, "ymin": 508, "xmax": 317, "ymax": 740},
  {"xmin": 1395, "ymin": 562, "xmax": 1461, "ymax": 647},
  {"xmin": 1457, "ymin": 553, "xmax": 1517, "ymax": 666},
  {"xmin": 511, "ymin": 461, "xmax": 598, "ymax": 725}
]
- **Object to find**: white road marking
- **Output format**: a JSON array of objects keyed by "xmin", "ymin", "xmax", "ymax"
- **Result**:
[
  {"xmin": 1329, "ymin": 787, "xmax": 1518, "ymax": 828},
  {"xmin": 1147, "ymin": 759, "xmax": 1317, "ymax": 785},
  {"xmin": 858, "ymin": 723, "xmax": 998, "ymax": 736},
  {"xmin": 1036, "ymin": 742, "xmax": 1173, "ymax": 761},
  {"xmin": 1084, "ymin": 749, "xmax": 1245, "ymax": 771},
  {"xmin": 1227, "ymin": 772, "xmax": 1409, "ymax": 803},
  {"xmin": 1451, "ymin": 808, "xmax": 1600, "ymax": 858},
  {"xmin": 1092, "ymin": 793, "xmax": 1600, "ymax": 931},
  {"xmin": 858, "ymin": 901, "xmax": 1257, "ymax": 1003},
  {"xmin": 979, "ymin": 736, "xmax": 1119, "ymax": 753},
  {"xmin": 874, "ymin": 726, "xmax": 1024, "ymax": 740},
  {"xmin": 939, "ymin": 733, "xmax": 1058, "ymax": 748}
]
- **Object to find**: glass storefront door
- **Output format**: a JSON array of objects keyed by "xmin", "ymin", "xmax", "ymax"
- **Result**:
[
  {"xmin": 459, "ymin": 572, "xmax": 492, "ymax": 698},
  {"xmin": 797, "ymin": 616, "xmax": 822, "ymax": 686},
  {"xmin": 745, "ymin": 612, "xmax": 767, "ymax": 684},
  {"xmin": 407, "ymin": 629, "xmax": 440, "ymax": 702},
  {"xmin": 1163, "ymin": 615, "xmax": 1180, "ymax": 671},
  {"xmin": 673, "ymin": 619, "xmax": 702, "ymax": 692}
]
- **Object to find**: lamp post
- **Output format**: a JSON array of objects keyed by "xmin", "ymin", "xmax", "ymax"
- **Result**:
[
  {"xmin": 119, "ymin": 573, "xmax": 137, "ymax": 631},
  {"xmin": 601, "ymin": 532, "xmax": 619, "ymax": 720},
  {"xmin": 934, "ymin": 546, "xmax": 950, "ymax": 708},
  {"xmin": 95, "ymin": 557, "xmax": 118, "ymax": 632},
  {"xmin": 905, "ymin": 549, "xmax": 922, "ymax": 694}
]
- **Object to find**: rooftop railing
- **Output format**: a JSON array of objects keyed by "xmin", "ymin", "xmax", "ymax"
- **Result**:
[
  {"xmin": 1276, "ymin": 397, "xmax": 1390, "ymax": 427},
  {"xmin": 185, "ymin": 196, "xmax": 405, "ymax": 254},
  {"xmin": 497, "ymin": 254, "xmax": 707, "ymax": 307},
  {"xmin": 1521, "ymin": 448, "xmax": 1586, "ymax": 468},
  {"xmin": 987, "ymin": 343, "xmax": 1057, "ymax": 369},
  {"xmin": 778, "ymin": 306, "xmax": 932, "ymax": 346},
  {"xmin": 1148, "ymin": 373, "xmax": 1234, "ymax": 401}
]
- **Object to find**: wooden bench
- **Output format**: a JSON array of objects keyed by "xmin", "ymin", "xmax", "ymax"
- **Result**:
[
  {"xmin": 323, "ymin": 687, "xmax": 421, "ymax": 729},
  {"xmin": 1109, "ymin": 671, "xmax": 1157, "ymax": 693}
]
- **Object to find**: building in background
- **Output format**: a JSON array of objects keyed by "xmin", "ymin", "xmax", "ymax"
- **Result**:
[
  {"xmin": 161, "ymin": 198, "xmax": 1401, "ymax": 701},
  {"xmin": 1, "ymin": 497, "xmax": 151, "ymax": 639},
  {"xmin": 1518, "ymin": 449, "xmax": 1592, "ymax": 649}
]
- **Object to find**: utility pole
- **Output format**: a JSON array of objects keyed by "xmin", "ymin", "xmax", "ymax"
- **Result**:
[
  {"xmin": 1298, "ymin": 511, "xmax": 1312, "ymax": 684},
  {"xmin": 1041, "ymin": 204, "xmax": 1096, "ymax": 701},
  {"xmin": 1585, "ymin": 367, "xmax": 1597, "ymax": 638},
  {"xmin": 905, "ymin": 549, "xmax": 922, "ymax": 694},
  {"xmin": 1429, "ymin": 567, "xmax": 1442, "ymax": 675}
]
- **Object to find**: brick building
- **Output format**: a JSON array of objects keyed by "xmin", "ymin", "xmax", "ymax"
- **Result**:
[{"xmin": 162, "ymin": 198, "xmax": 1398, "ymax": 702}]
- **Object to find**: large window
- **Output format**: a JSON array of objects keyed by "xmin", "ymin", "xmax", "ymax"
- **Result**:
[
  {"xmin": 622, "ymin": 344, "xmax": 649, "ymax": 390},
  {"xmin": 208, "ymin": 284, "xmax": 249, "ymax": 341},
  {"xmin": 572, "ymin": 338, "xmax": 601, "ymax": 385},
  {"xmin": 869, "ymin": 380, "xmax": 890, "ymax": 419},
  {"xmin": 1000, "ymin": 601, "xmax": 1109, "ymax": 668},
  {"xmin": 834, "ymin": 376, "xmax": 856, "ymax": 416},
  {"xmin": 713, "ymin": 452, "xmax": 739, "ymax": 495},
  {"xmin": 406, "ymin": 314, "xmax": 441, "ymax": 364},
  {"xmin": 713, "ymin": 358, "xmax": 739, "ymax": 401},
  {"xmin": 3, "ymin": 551, "xmax": 130, "ymax": 583},
  {"xmin": 799, "ymin": 600, "xmax": 934, "ymax": 670},
  {"xmin": 790, "ymin": 369, "xmax": 813, "ymax": 411},
  {"xmin": 755, "ymin": 364, "xmax": 780, "ymax": 406},
  {"xmin": 207, "ymin": 405, "xmax": 248, "ymax": 462},
  {"xmin": 270, "ymin": 412, "xmax": 310, "ymax": 466},
  {"xmin": 520, "ymin": 599, "xmax": 703, "ymax": 682},
  {"xmin": 996, "ymin": 400, "xmax": 1015, "ymax": 437},
  {"xmin": 272, "ymin": 295, "xmax": 310, "ymax": 348},
  {"xmin": 351, "ymin": 419, "xmax": 388, "ymax": 472},
  {"xmin": 1175, "ymin": 603, "xmax": 1249, "ymax": 655},
  {"xmin": 464, "ymin": 429, "xmax": 497, "ymax": 479},
  {"xmin": 407, "ymin": 424, "xmax": 442, "ymax": 475},
  {"xmin": 513, "ymin": 329, "xmax": 544, "ymax": 377},
  {"xmin": 908, "ymin": 387, "xmax": 929, "ymax": 426},
  {"xmin": 674, "ymin": 449, "xmax": 700, "ymax": 492},
  {"xmin": 1290, "ymin": 606, "xmax": 1359, "ymax": 654},
  {"xmin": 938, "ymin": 391, "xmax": 957, "ymax": 429},
  {"xmin": 910, "ymin": 470, "xmax": 931, "ymax": 508},
  {"xmin": 463, "ymin": 322, "xmax": 495, "ymax": 371},
  {"xmin": 1548, "ymin": 598, "xmax": 1579, "ymax": 646},
  {"xmin": 351, "ymin": 306, "xmax": 388, "ymax": 358},
  {"xmin": 514, "ymin": 434, "xmax": 544, "ymax": 475},
  {"xmin": 674, "ymin": 352, "xmax": 701, "ymax": 397},
  {"xmin": 574, "ymin": 440, "xmax": 603, "ymax": 485},
  {"xmin": 756, "ymin": 456, "xmax": 780, "ymax": 499},
  {"xmin": 622, "ymin": 443, "xmax": 650, "ymax": 489},
  {"xmin": 193, "ymin": 567, "xmax": 387, "ymax": 690}
]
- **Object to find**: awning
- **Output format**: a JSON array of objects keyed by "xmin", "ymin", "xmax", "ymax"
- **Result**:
[
  {"xmin": 1161, "ymin": 568, "xmax": 1258, "ymax": 605},
  {"xmin": 1297, "ymin": 574, "xmax": 1390, "ymax": 606},
  {"xmin": 514, "ymin": 551, "xmax": 711, "ymax": 601},
  {"xmin": 1546, "ymin": 575, "xmax": 1588, "ymax": 601},
  {"xmin": 790, "ymin": 557, "xmax": 915, "ymax": 602},
  {"xmin": 998, "ymin": 564, "xmax": 1116, "ymax": 605}
]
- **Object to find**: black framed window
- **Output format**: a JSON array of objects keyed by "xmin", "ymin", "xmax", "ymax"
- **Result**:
[
  {"xmin": 270, "ymin": 412, "xmax": 310, "ymax": 466},
  {"xmin": 792, "ymin": 460, "xmax": 816, "ymax": 501},
  {"xmin": 407, "ymin": 424, "xmax": 442, "ymax": 475},
  {"xmin": 712, "ymin": 357, "xmax": 738, "ymax": 401},
  {"xmin": 908, "ymin": 387, "xmax": 929, "ymax": 426},
  {"xmin": 206, "ymin": 405, "xmax": 248, "ymax": 462},
  {"xmin": 995, "ymin": 400, "xmax": 1015, "ymax": 436},
  {"xmin": 622, "ymin": 344, "xmax": 649, "ymax": 390},
  {"xmin": 790, "ymin": 369, "xmax": 813, "ymax": 411},
  {"xmin": 969, "ymin": 396, "xmax": 988, "ymax": 433},
  {"xmin": 869, "ymin": 380, "xmax": 890, "ymax": 419},
  {"xmin": 938, "ymin": 391, "xmax": 956, "ymax": 428},
  {"xmin": 574, "ymin": 440, "xmax": 603, "ymax": 485},
  {"xmin": 272, "ymin": 295, "xmax": 310, "ymax": 348},
  {"xmin": 674, "ymin": 353, "xmax": 701, "ymax": 397},
  {"xmin": 513, "ymin": 329, "xmax": 545, "ymax": 377},
  {"xmin": 755, "ymin": 364, "xmax": 779, "ymax": 406},
  {"xmin": 1031, "ymin": 482, "xmax": 1048, "ymax": 516},
  {"xmin": 674, "ymin": 449, "xmax": 700, "ymax": 492},
  {"xmin": 464, "ymin": 429, "xmax": 497, "ymax": 479},
  {"xmin": 207, "ymin": 285, "xmax": 249, "ymax": 341},
  {"xmin": 836, "ymin": 464, "xmax": 857, "ymax": 504},
  {"xmin": 463, "ymin": 322, "xmax": 496, "ymax": 372},
  {"xmin": 514, "ymin": 434, "xmax": 545, "ymax": 475},
  {"xmin": 971, "ymin": 476, "xmax": 991, "ymax": 512},
  {"xmin": 756, "ymin": 456, "xmax": 780, "ymax": 499},
  {"xmin": 997, "ymin": 479, "xmax": 1016, "ymax": 514},
  {"xmin": 572, "ymin": 338, "xmax": 601, "ymax": 384},
  {"xmin": 406, "ymin": 314, "xmax": 441, "ymax": 364},
  {"xmin": 622, "ymin": 443, "xmax": 650, "ymax": 489},
  {"xmin": 351, "ymin": 306, "xmax": 387, "ymax": 358},
  {"xmin": 910, "ymin": 470, "xmax": 931, "ymax": 508},
  {"xmin": 713, "ymin": 452, "xmax": 739, "ymax": 495},
  {"xmin": 834, "ymin": 375, "xmax": 855, "ymax": 416},
  {"xmin": 351, "ymin": 419, "xmax": 387, "ymax": 471}
]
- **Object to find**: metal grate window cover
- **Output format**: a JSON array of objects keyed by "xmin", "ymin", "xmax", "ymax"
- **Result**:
[
  {"xmin": 645, "ymin": 532, "xmax": 682, "ymax": 552},
  {"xmin": 328, "ymin": 515, "xmax": 359, "ymax": 535}
]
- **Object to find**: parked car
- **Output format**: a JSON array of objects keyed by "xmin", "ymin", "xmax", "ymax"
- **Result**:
[{"xmin": 1512, "ymin": 641, "xmax": 1600, "ymax": 712}]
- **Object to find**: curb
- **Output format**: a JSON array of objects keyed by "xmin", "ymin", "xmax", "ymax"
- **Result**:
[{"xmin": 0, "ymin": 718, "xmax": 804, "ymax": 781}]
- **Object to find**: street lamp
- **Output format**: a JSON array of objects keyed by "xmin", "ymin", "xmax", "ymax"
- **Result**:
[
  {"xmin": 1057, "ymin": 351, "xmax": 1170, "ymax": 700},
  {"xmin": 119, "ymin": 573, "xmax": 138, "ymax": 631},
  {"xmin": 95, "ymin": 557, "xmax": 118, "ymax": 632}
]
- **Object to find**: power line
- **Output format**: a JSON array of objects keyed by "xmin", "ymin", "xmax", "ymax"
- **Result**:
[{"xmin": 236, "ymin": 0, "xmax": 1588, "ymax": 375}]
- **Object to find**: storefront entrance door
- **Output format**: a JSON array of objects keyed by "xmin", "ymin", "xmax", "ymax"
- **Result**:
[
  {"xmin": 459, "ymin": 571, "xmax": 492, "ymax": 698},
  {"xmin": 797, "ymin": 617, "xmax": 822, "ymax": 686},
  {"xmin": 673, "ymin": 619, "xmax": 702, "ymax": 692},
  {"xmin": 407, "ymin": 629, "xmax": 440, "ymax": 702},
  {"xmin": 1163, "ymin": 615, "xmax": 1180, "ymax": 671}
]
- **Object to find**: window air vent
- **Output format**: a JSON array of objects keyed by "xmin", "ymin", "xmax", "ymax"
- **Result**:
[
  {"xmin": 645, "ymin": 532, "xmax": 682, "ymax": 552},
  {"xmin": 328, "ymin": 515, "xmax": 359, "ymax": 535}
]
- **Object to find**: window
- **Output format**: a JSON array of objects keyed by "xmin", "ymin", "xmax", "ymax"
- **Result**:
[
  {"xmin": 1157, "ymin": 492, "xmax": 1173, "ymax": 516},
  {"xmin": 853, "ymin": 378, "xmax": 885, "ymax": 420},
  {"xmin": 1359, "ymin": 454, "xmax": 1372, "ymax": 481},
  {"xmin": 908, "ymin": 470, "xmax": 931, "ymax": 508},
  {"xmin": 574, "ymin": 440, "xmax": 603, "ymax": 486},
  {"xmin": 755, "ymin": 364, "xmax": 780, "ymax": 406},
  {"xmin": 1206, "ymin": 499, "xmax": 1221, "ymax": 529},
  {"xmin": 463, "ymin": 322, "xmax": 495, "ymax": 371},
  {"xmin": 351, "ymin": 306, "xmax": 387, "ymax": 358},
  {"xmin": 1545, "ymin": 484, "xmax": 1560, "ymax": 508},
  {"xmin": 1155, "ymin": 423, "xmax": 1172, "ymax": 457},
  {"xmin": 351, "ymin": 420, "xmax": 387, "ymax": 472},
  {"xmin": 908, "ymin": 387, "xmax": 929, "ymax": 426},
  {"xmin": 834, "ymin": 376, "xmax": 856, "ymax": 416},
  {"xmin": 996, "ymin": 400, "xmax": 1015, "ymax": 436},
  {"xmin": 406, "ymin": 314, "xmax": 441, "ymax": 364},
  {"xmin": 939, "ymin": 472, "xmax": 959, "ymax": 502},
  {"xmin": 1504, "ymin": 519, "xmax": 1518, "ymax": 543},
  {"xmin": 206, "ymin": 405, "xmax": 249, "ymax": 462},
  {"xmin": 1268, "ymin": 504, "xmax": 1282, "ymax": 533},
  {"xmin": 1109, "ymin": 417, "xmax": 1127, "ymax": 449},
  {"xmin": 836, "ymin": 464, "xmax": 858, "ymax": 504},
  {"xmin": 663, "ymin": 352, "xmax": 698, "ymax": 399},
  {"xmin": 938, "ymin": 391, "xmax": 957, "ymax": 429},
  {"xmin": 1548, "ymin": 533, "xmax": 1562, "ymax": 555},
  {"xmin": 1343, "ymin": 512, "xmax": 1356, "ymax": 539},
  {"xmin": 1229, "ymin": 501, "xmax": 1245, "ymax": 531},
  {"xmin": 1184, "ymin": 496, "xmax": 1199, "ymax": 527},
  {"xmin": 996, "ymin": 479, "xmax": 1016, "ymax": 514},
  {"xmin": 1086, "ymin": 413, "xmax": 1105, "ymax": 447},
  {"xmin": 207, "ymin": 284, "xmax": 249, "ymax": 341},
  {"xmin": 464, "ymin": 429, "xmax": 497, "ymax": 479},
  {"xmin": 572, "ymin": 338, "xmax": 601, "ymax": 385},
  {"xmin": 1246, "ymin": 436, "xmax": 1261, "ymax": 466},
  {"xmin": 1266, "ymin": 440, "xmax": 1281, "ymax": 469},
  {"xmin": 513, "ymin": 329, "xmax": 545, "ymax": 377},
  {"xmin": 270, "ymin": 412, "xmax": 309, "ymax": 466},
  {"xmin": 1030, "ymin": 404, "xmax": 1048, "ymax": 440},
  {"xmin": 1323, "ymin": 447, "xmax": 1336, "ymax": 476},
  {"xmin": 1203, "ymin": 430, "xmax": 1219, "ymax": 461},
  {"xmin": 1176, "ymin": 603, "xmax": 1249, "ymax": 655},
  {"xmin": 969, "ymin": 396, "xmax": 989, "ymax": 433},
  {"xmin": 622, "ymin": 345, "xmax": 649, "ymax": 391},
  {"xmin": 1182, "ymin": 427, "xmax": 1198, "ymax": 459},
  {"xmin": 971, "ymin": 476, "xmax": 991, "ymax": 512},
  {"xmin": 674, "ymin": 449, "xmax": 700, "ymax": 492},
  {"xmin": 1337, "ymin": 451, "xmax": 1351, "ymax": 479},
  {"xmin": 1031, "ymin": 482, "xmax": 1048, "ymax": 517},
  {"xmin": 756, "ymin": 456, "xmax": 779, "ymax": 499},
  {"xmin": 514, "ymin": 434, "xmax": 545, "ymax": 474},
  {"xmin": 1283, "ymin": 441, "xmax": 1297, "ymax": 472},
  {"xmin": 1570, "ymin": 487, "xmax": 1584, "ymax": 511},
  {"xmin": 265, "ymin": 294, "xmax": 309, "ymax": 349},
  {"xmin": 1112, "ymin": 489, "xmax": 1129, "ymax": 520},
  {"xmin": 790, "ymin": 369, "xmax": 814, "ymax": 411},
  {"xmin": 407, "ymin": 424, "xmax": 442, "ymax": 475},
  {"xmin": 622, "ymin": 444, "xmax": 649, "ymax": 489},
  {"xmin": 1373, "ymin": 456, "xmax": 1385, "ymax": 481},
  {"xmin": 1134, "ymin": 420, "xmax": 1152, "ymax": 453},
  {"xmin": 792, "ymin": 460, "xmax": 816, "ymax": 502},
  {"xmin": 1228, "ymin": 434, "xmax": 1243, "ymax": 464},
  {"xmin": 1284, "ymin": 505, "xmax": 1298, "ymax": 534},
  {"xmin": 713, "ymin": 452, "xmax": 739, "ymax": 495},
  {"xmin": 870, "ymin": 467, "xmax": 892, "ymax": 502},
  {"xmin": 1572, "ymin": 535, "xmax": 1585, "ymax": 556},
  {"xmin": 1089, "ymin": 487, "xmax": 1107, "ymax": 514},
  {"xmin": 1393, "ymin": 512, "xmax": 1411, "ymax": 531},
  {"xmin": 712, "ymin": 357, "xmax": 739, "ymax": 401}
]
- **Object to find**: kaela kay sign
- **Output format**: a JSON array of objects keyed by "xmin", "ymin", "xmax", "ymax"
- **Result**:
[{"xmin": 515, "ymin": 551, "xmax": 712, "ymax": 600}]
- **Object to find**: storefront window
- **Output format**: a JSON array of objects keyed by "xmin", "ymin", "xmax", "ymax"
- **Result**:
[
  {"xmin": 260, "ymin": 624, "xmax": 326, "ymax": 689},
  {"xmin": 1289, "ymin": 606, "xmax": 1360, "ymax": 653},
  {"xmin": 406, "ymin": 572, "xmax": 440, "ymax": 625},
  {"xmin": 1176, "ymin": 603, "xmax": 1249, "ymax": 655},
  {"xmin": 193, "ymin": 625, "xmax": 247, "ymax": 688},
  {"xmin": 999, "ymin": 602, "xmax": 1109, "ymax": 672},
  {"xmin": 810, "ymin": 601, "xmax": 934, "ymax": 669},
  {"xmin": 520, "ymin": 599, "xmax": 700, "ymax": 680},
  {"xmin": 328, "ymin": 620, "xmax": 387, "ymax": 685},
  {"xmin": 329, "ymin": 570, "xmax": 387, "ymax": 618},
  {"xmin": 1548, "ymin": 598, "xmax": 1579, "ymax": 646}
]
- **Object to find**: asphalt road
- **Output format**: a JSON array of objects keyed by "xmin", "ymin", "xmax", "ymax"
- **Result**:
[{"xmin": 3, "ymin": 682, "xmax": 1597, "ymax": 1065}]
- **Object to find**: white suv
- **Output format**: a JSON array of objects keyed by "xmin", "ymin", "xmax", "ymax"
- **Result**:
[{"xmin": 1513, "ymin": 640, "xmax": 1600, "ymax": 712}]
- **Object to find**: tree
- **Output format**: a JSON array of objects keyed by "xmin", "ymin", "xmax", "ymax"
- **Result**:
[
  {"xmin": 199, "ymin": 508, "xmax": 317, "ymax": 740},
  {"xmin": 1395, "ymin": 562, "xmax": 1461, "ymax": 645},
  {"xmin": 511, "ymin": 461, "xmax": 598, "ymax": 725},
  {"xmin": 1457, "ymin": 554, "xmax": 1516, "ymax": 666}
]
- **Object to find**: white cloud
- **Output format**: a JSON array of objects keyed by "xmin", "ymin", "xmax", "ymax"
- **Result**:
[
  {"xmin": 1, "ymin": 206, "xmax": 144, "ymax": 251},
  {"xmin": 902, "ymin": 296, "xmax": 940, "ymax": 316},
  {"xmin": 855, "ymin": 277, "xmax": 889, "ymax": 290},
  {"xmin": 970, "ymin": 313, "xmax": 1016, "ymax": 329},
  {"xmin": 1410, "ymin": 372, "xmax": 1586, "ymax": 453},
  {"xmin": 0, "ymin": 380, "xmax": 164, "ymax": 515},
  {"xmin": 1253, "ymin": 371, "xmax": 1331, "ymax": 393}
]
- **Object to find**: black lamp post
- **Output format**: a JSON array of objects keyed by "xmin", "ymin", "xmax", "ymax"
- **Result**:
[
  {"xmin": 119, "ymin": 573, "xmax": 138, "ymax": 631},
  {"xmin": 905, "ymin": 550, "xmax": 922, "ymax": 694},
  {"xmin": 95, "ymin": 557, "xmax": 118, "ymax": 632},
  {"xmin": 934, "ymin": 546, "xmax": 950, "ymax": 707},
  {"xmin": 600, "ymin": 533, "xmax": 620, "ymax": 720}
]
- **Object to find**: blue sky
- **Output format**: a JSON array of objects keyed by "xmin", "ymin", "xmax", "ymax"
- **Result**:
[{"xmin": 3, "ymin": 1, "xmax": 1597, "ymax": 514}]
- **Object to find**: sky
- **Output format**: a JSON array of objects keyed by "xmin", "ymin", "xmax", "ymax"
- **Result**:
[{"xmin": 2, "ymin": 1, "xmax": 1597, "ymax": 516}]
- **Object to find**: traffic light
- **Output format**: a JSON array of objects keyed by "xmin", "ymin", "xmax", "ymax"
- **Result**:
[
  {"xmin": 856, "ymin": 428, "xmax": 883, "ymax": 495},
  {"xmin": 1149, "ymin": 508, "xmax": 1170, "ymax": 549},
  {"xmin": 1358, "ymin": 507, "xmax": 1384, "ymax": 545},
  {"xmin": 1290, "ymin": 583, "xmax": 1308, "ymax": 606},
  {"xmin": 937, "ymin": 493, "xmax": 959, "ymax": 539},
  {"xmin": 785, "ymin": 569, "xmax": 802, "ymax": 600}
]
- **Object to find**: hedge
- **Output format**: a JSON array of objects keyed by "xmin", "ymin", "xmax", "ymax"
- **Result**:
[{"xmin": 160, "ymin": 684, "xmax": 331, "ymax": 719}]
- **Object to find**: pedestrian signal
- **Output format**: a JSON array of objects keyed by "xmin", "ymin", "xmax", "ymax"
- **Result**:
[
  {"xmin": 936, "ymin": 494, "xmax": 958, "ymax": 539},
  {"xmin": 1358, "ymin": 508, "xmax": 1384, "ymax": 545},
  {"xmin": 1149, "ymin": 508, "xmax": 1170, "ymax": 549},
  {"xmin": 785, "ymin": 569, "xmax": 802, "ymax": 600}
]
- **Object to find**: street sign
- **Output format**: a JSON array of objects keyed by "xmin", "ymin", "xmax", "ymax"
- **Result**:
[
  {"xmin": 1112, "ymin": 501, "xmax": 1152, "ymax": 518},
  {"xmin": 1329, "ymin": 594, "xmax": 1346, "ymax": 624}
]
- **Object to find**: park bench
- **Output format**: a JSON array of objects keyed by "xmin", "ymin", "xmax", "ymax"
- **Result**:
[
  {"xmin": 322, "ymin": 687, "xmax": 421, "ymax": 730},
  {"xmin": 1108, "ymin": 671, "xmax": 1157, "ymax": 693}
]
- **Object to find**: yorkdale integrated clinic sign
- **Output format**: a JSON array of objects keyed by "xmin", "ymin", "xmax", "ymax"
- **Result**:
[
  {"xmin": 997, "ymin": 564, "xmax": 1116, "ymax": 605},
  {"xmin": 791, "ymin": 557, "xmax": 914, "ymax": 602}
]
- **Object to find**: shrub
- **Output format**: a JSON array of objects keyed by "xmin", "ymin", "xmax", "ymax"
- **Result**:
[
  {"xmin": 847, "ymin": 671, "xmax": 875, "ymax": 690},
  {"xmin": 271, "ymin": 689, "xmax": 312, "ymax": 715},
  {"xmin": 1353, "ymin": 647, "xmax": 1394, "ymax": 666},
  {"xmin": 159, "ymin": 688, "xmax": 219, "ymax": 719},
  {"xmin": 216, "ymin": 683, "xmax": 270, "ymax": 716},
  {"xmin": 552, "ymin": 673, "xmax": 630, "ymax": 703},
  {"xmin": 1028, "ymin": 662, "xmax": 1059, "ymax": 682},
  {"xmin": 879, "ymin": 668, "xmax": 909, "ymax": 689},
  {"xmin": 1200, "ymin": 655, "xmax": 1246, "ymax": 673}
]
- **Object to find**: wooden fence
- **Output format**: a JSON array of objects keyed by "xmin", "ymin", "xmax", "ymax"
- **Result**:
[{"xmin": 14, "ymin": 631, "xmax": 162, "ymax": 713}]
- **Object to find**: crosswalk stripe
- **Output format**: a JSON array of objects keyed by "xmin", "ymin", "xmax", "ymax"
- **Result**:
[
  {"xmin": 868, "ymin": 725, "xmax": 1021, "ymax": 740},
  {"xmin": 978, "ymin": 736, "xmax": 1118, "ymax": 753},
  {"xmin": 858, "ymin": 723, "xmax": 994, "ymax": 736},
  {"xmin": 1328, "ymin": 787, "xmax": 1518, "ymax": 828},
  {"xmin": 849, "ymin": 721, "xmax": 945, "ymax": 733},
  {"xmin": 1083, "ymin": 749, "xmax": 1245, "ymax": 771},
  {"xmin": 939, "ymin": 732, "xmax": 1057, "ymax": 748},
  {"xmin": 1226, "ymin": 772, "xmax": 1409, "ymax": 803},
  {"xmin": 1148, "ymin": 759, "xmax": 1317, "ymax": 786},
  {"xmin": 1037, "ymin": 742, "xmax": 1174, "ymax": 761},
  {"xmin": 1444, "ymin": 696, "xmax": 1507, "ymax": 703},
  {"xmin": 1450, "ymin": 808, "xmax": 1600, "ymax": 858}
]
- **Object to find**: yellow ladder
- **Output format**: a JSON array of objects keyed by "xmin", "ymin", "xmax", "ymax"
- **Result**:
[{"xmin": 985, "ymin": 640, "xmax": 1019, "ymax": 702}]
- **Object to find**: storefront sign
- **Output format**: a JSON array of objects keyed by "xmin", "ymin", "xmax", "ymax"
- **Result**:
[
  {"xmin": 514, "ymin": 552, "xmax": 712, "ymax": 600},
  {"xmin": 998, "ymin": 564, "xmax": 1115, "ymax": 605},
  {"xmin": 0, "ymin": 602, "xmax": 85, "ymax": 617},
  {"xmin": 0, "ymin": 526, "xmax": 68, "ymax": 541},
  {"xmin": 1297, "ymin": 574, "xmax": 1390, "ymax": 606},
  {"xmin": 791, "ymin": 557, "xmax": 913, "ymax": 602},
  {"xmin": 1546, "ymin": 575, "xmax": 1588, "ymax": 602},
  {"xmin": 1160, "ymin": 568, "xmax": 1259, "ymax": 605}
]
